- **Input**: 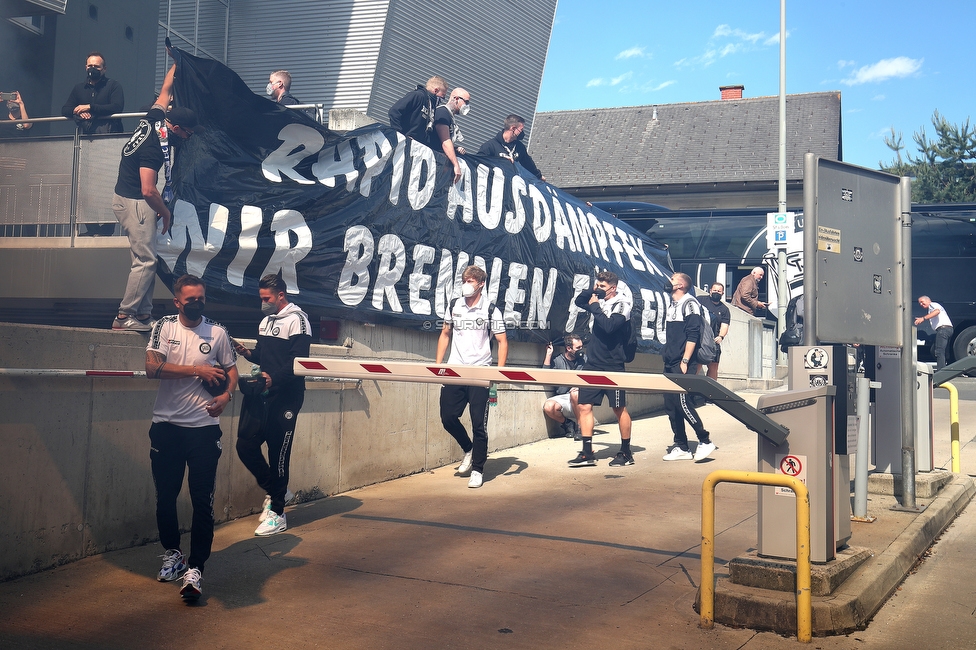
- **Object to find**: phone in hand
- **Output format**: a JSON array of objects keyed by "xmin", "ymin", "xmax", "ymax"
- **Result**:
[{"xmin": 0, "ymin": 92, "xmax": 18, "ymax": 102}]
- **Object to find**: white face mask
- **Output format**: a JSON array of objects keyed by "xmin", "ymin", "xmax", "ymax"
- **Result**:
[
  {"xmin": 458, "ymin": 103, "xmax": 471, "ymax": 117},
  {"xmin": 266, "ymin": 82, "xmax": 275, "ymax": 96},
  {"xmin": 461, "ymin": 282, "xmax": 478, "ymax": 298}
]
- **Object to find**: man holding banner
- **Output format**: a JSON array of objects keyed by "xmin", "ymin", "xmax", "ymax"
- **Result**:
[{"xmin": 435, "ymin": 266, "xmax": 508, "ymax": 489}]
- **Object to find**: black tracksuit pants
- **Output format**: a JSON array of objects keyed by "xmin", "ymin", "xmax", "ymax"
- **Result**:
[{"xmin": 236, "ymin": 389, "xmax": 304, "ymax": 515}]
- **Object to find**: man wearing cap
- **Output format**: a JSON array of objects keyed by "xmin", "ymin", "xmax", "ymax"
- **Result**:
[{"xmin": 111, "ymin": 62, "xmax": 198, "ymax": 331}]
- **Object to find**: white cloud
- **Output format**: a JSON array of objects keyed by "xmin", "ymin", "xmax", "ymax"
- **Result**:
[
  {"xmin": 837, "ymin": 60, "xmax": 856, "ymax": 69},
  {"xmin": 764, "ymin": 31, "xmax": 788, "ymax": 46},
  {"xmin": 649, "ymin": 80, "xmax": 676, "ymax": 92},
  {"xmin": 841, "ymin": 57, "xmax": 923, "ymax": 85},
  {"xmin": 678, "ymin": 24, "xmax": 772, "ymax": 69},
  {"xmin": 616, "ymin": 46, "xmax": 646, "ymax": 60},
  {"xmin": 610, "ymin": 72, "xmax": 633, "ymax": 86},
  {"xmin": 586, "ymin": 78, "xmax": 606, "ymax": 87},
  {"xmin": 713, "ymin": 24, "xmax": 766, "ymax": 44}
]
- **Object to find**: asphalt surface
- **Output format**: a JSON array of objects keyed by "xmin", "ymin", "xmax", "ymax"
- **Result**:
[{"xmin": 1, "ymin": 380, "xmax": 975, "ymax": 649}]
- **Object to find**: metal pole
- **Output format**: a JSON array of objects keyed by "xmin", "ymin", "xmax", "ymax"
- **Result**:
[
  {"xmin": 899, "ymin": 176, "xmax": 918, "ymax": 509},
  {"xmin": 68, "ymin": 124, "xmax": 81, "ymax": 247},
  {"xmin": 853, "ymin": 376, "xmax": 874, "ymax": 518},
  {"xmin": 776, "ymin": 0, "xmax": 788, "ymax": 365},
  {"xmin": 802, "ymin": 153, "xmax": 817, "ymax": 346}
]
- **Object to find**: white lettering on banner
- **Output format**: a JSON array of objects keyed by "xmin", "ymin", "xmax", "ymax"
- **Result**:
[
  {"xmin": 338, "ymin": 225, "xmax": 374, "ymax": 305},
  {"xmin": 550, "ymin": 199, "xmax": 577, "ymax": 253},
  {"xmin": 527, "ymin": 267, "xmax": 558, "ymax": 331},
  {"xmin": 616, "ymin": 225, "xmax": 645, "ymax": 272},
  {"xmin": 227, "ymin": 205, "xmax": 263, "ymax": 286},
  {"xmin": 504, "ymin": 262, "xmax": 528, "ymax": 324},
  {"xmin": 504, "ymin": 175, "xmax": 528, "ymax": 234},
  {"xmin": 158, "ymin": 199, "xmax": 227, "ymax": 278},
  {"xmin": 264, "ymin": 210, "xmax": 311, "ymax": 293},
  {"xmin": 388, "ymin": 135, "xmax": 407, "ymax": 206},
  {"xmin": 476, "ymin": 164, "xmax": 504, "ymax": 230},
  {"xmin": 372, "ymin": 234, "xmax": 406, "ymax": 312},
  {"xmin": 602, "ymin": 220, "xmax": 626, "ymax": 268},
  {"xmin": 407, "ymin": 139, "xmax": 436, "ymax": 210},
  {"xmin": 408, "ymin": 244, "xmax": 436, "ymax": 315},
  {"xmin": 312, "ymin": 138, "xmax": 358, "ymax": 189},
  {"xmin": 587, "ymin": 212, "xmax": 610, "ymax": 262},
  {"xmin": 261, "ymin": 124, "xmax": 323, "ymax": 184},
  {"xmin": 564, "ymin": 274, "xmax": 592, "ymax": 332},
  {"xmin": 357, "ymin": 130, "xmax": 395, "ymax": 198},
  {"xmin": 446, "ymin": 159, "xmax": 473, "ymax": 222},
  {"xmin": 640, "ymin": 288, "xmax": 668, "ymax": 344},
  {"xmin": 528, "ymin": 184, "xmax": 552, "ymax": 243}
]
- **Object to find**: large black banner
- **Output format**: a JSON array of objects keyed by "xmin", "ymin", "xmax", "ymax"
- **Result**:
[{"xmin": 159, "ymin": 49, "xmax": 674, "ymax": 352}]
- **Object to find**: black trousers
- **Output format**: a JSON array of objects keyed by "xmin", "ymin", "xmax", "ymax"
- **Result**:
[
  {"xmin": 663, "ymin": 362, "xmax": 710, "ymax": 450},
  {"xmin": 236, "ymin": 389, "xmax": 304, "ymax": 515},
  {"xmin": 439, "ymin": 384, "xmax": 490, "ymax": 473},
  {"xmin": 149, "ymin": 422, "xmax": 222, "ymax": 571}
]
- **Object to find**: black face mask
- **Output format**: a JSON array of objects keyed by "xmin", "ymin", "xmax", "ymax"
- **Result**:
[
  {"xmin": 182, "ymin": 301, "xmax": 205, "ymax": 321},
  {"xmin": 592, "ymin": 288, "xmax": 607, "ymax": 300},
  {"xmin": 710, "ymin": 292, "xmax": 722, "ymax": 302},
  {"xmin": 87, "ymin": 67, "xmax": 102, "ymax": 82}
]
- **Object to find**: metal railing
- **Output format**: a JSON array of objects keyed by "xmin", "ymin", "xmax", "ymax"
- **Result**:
[
  {"xmin": 700, "ymin": 469, "xmax": 812, "ymax": 643},
  {"xmin": 937, "ymin": 382, "xmax": 961, "ymax": 473},
  {"xmin": 0, "ymin": 367, "xmax": 360, "ymax": 388}
]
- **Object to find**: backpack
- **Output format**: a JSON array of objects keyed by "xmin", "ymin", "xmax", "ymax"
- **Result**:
[{"xmin": 682, "ymin": 299, "xmax": 717, "ymax": 364}]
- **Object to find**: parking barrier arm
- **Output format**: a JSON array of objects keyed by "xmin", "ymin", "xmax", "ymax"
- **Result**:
[{"xmin": 700, "ymin": 469, "xmax": 811, "ymax": 643}]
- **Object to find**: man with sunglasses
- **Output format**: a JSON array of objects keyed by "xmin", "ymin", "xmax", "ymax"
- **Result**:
[
  {"xmin": 428, "ymin": 88, "xmax": 471, "ymax": 185},
  {"xmin": 111, "ymin": 61, "xmax": 198, "ymax": 331}
]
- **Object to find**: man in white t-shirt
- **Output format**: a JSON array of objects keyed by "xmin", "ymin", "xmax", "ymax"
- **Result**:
[
  {"xmin": 915, "ymin": 295, "xmax": 954, "ymax": 370},
  {"xmin": 145, "ymin": 274, "xmax": 238, "ymax": 602},
  {"xmin": 435, "ymin": 265, "xmax": 508, "ymax": 488}
]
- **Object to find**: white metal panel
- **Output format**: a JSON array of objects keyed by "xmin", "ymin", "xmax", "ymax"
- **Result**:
[{"xmin": 227, "ymin": 0, "xmax": 390, "ymax": 113}]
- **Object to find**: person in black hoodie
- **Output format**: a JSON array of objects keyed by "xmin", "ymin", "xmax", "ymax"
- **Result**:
[
  {"xmin": 568, "ymin": 270, "xmax": 634, "ymax": 468},
  {"xmin": 233, "ymin": 274, "xmax": 312, "ymax": 537},
  {"xmin": 388, "ymin": 76, "xmax": 448, "ymax": 141},
  {"xmin": 662, "ymin": 272, "xmax": 716, "ymax": 462},
  {"xmin": 477, "ymin": 114, "xmax": 545, "ymax": 181}
]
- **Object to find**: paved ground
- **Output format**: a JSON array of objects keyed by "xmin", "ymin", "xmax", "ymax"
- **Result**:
[{"xmin": 1, "ymin": 381, "xmax": 975, "ymax": 649}]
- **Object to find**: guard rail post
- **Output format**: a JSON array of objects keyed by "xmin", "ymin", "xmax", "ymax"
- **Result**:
[
  {"xmin": 700, "ymin": 469, "xmax": 811, "ymax": 643},
  {"xmin": 936, "ymin": 382, "xmax": 960, "ymax": 473}
]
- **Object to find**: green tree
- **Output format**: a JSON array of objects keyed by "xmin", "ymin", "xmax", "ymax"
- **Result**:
[{"xmin": 881, "ymin": 110, "xmax": 976, "ymax": 203}]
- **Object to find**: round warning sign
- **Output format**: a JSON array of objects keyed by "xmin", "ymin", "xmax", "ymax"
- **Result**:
[{"xmin": 780, "ymin": 455, "xmax": 802, "ymax": 476}]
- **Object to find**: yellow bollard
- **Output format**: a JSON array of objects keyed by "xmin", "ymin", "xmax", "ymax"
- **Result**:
[
  {"xmin": 701, "ymin": 469, "xmax": 812, "ymax": 643},
  {"xmin": 936, "ymin": 382, "xmax": 960, "ymax": 473}
]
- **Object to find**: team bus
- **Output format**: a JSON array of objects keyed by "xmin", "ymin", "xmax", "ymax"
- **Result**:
[{"xmin": 595, "ymin": 201, "xmax": 976, "ymax": 364}]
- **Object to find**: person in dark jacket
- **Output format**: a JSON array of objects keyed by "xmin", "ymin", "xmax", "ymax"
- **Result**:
[
  {"xmin": 61, "ymin": 52, "xmax": 124, "ymax": 134},
  {"xmin": 697, "ymin": 282, "xmax": 731, "ymax": 379},
  {"xmin": 266, "ymin": 70, "xmax": 315, "ymax": 119},
  {"xmin": 568, "ymin": 270, "xmax": 635, "ymax": 468},
  {"xmin": 388, "ymin": 76, "xmax": 448, "ymax": 141},
  {"xmin": 662, "ymin": 272, "xmax": 715, "ymax": 462},
  {"xmin": 233, "ymin": 275, "xmax": 312, "ymax": 536},
  {"xmin": 477, "ymin": 114, "xmax": 545, "ymax": 180}
]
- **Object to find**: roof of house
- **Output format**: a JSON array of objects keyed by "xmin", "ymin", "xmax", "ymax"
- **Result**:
[{"xmin": 527, "ymin": 91, "xmax": 842, "ymax": 188}]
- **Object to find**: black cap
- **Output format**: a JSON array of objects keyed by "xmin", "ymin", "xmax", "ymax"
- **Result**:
[{"xmin": 166, "ymin": 106, "xmax": 200, "ymax": 131}]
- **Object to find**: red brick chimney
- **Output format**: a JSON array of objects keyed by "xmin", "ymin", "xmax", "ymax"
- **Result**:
[{"xmin": 720, "ymin": 85, "xmax": 744, "ymax": 100}]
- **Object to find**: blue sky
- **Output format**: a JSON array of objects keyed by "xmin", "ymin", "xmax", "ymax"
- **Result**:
[{"xmin": 536, "ymin": 1, "xmax": 973, "ymax": 170}]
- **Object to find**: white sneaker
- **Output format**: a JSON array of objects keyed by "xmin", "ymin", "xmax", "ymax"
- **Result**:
[
  {"xmin": 156, "ymin": 548, "xmax": 186, "ymax": 582},
  {"xmin": 694, "ymin": 442, "xmax": 717, "ymax": 462},
  {"xmin": 663, "ymin": 447, "xmax": 693, "ymax": 461},
  {"xmin": 457, "ymin": 451, "xmax": 473, "ymax": 476},
  {"xmin": 179, "ymin": 567, "xmax": 202, "ymax": 601},
  {"xmin": 467, "ymin": 471, "xmax": 483, "ymax": 488},
  {"xmin": 258, "ymin": 489, "xmax": 294, "ymax": 523},
  {"xmin": 255, "ymin": 511, "xmax": 287, "ymax": 536}
]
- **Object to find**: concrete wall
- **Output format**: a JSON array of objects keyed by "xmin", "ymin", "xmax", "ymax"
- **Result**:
[{"xmin": 0, "ymin": 320, "xmax": 665, "ymax": 580}]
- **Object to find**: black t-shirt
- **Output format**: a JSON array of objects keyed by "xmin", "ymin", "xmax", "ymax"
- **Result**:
[
  {"xmin": 698, "ymin": 296, "xmax": 731, "ymax": 339},
  {"xmin": 427, "ymin": 105, "xmax": 455, "ymax": 149},
  {"xmin": 114, "ymin": 107, "xmax": 166, "ymax": 199}
]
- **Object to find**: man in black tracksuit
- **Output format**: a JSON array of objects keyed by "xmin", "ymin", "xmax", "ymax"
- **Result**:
[
  {"xmin": 233, "ymin": 274, "xmax": 312, "ymax": 536},
  {"xmin": 662, "ymin": 272, "xmax": 716, "ymax": 462},
  {"xmin": 477, "ymin": 114, "xmax": 545, "ymax": 181},
  {"xmin": 388, "ymin": 76, "xmax": 448, "ymax": 141}
]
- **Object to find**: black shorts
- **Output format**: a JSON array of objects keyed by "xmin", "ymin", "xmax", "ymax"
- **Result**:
[{"xmin": 578, "ymin": 386, "xmax": 626, "ymax": 408}]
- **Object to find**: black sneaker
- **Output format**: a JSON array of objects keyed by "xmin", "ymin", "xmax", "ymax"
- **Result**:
[
  {"xmin": 608, "ymin": 451, "xmax": 635, "ymax": 467},
  {"xmin": 568, "ymin": 451, "xmax": 596, "ymax": 467},
  {"xmin": 561, "ymin": 421, "xmax": 575, "ymax": 438}
]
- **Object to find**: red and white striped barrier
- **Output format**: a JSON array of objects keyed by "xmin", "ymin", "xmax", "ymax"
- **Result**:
[
  {"xmin": 0, "ymin": 368, "xmax": 146, "ymax": 378},
  {"xmin": 293, "ymin": 357, "xmax": 686, "ymax": 393}
]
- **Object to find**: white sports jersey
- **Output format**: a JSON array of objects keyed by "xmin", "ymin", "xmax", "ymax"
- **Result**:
[
  {"xmin": 148, "ymin": 315, "xmax": 236, "ymax": 427},
  {"xmin": 446, "ymin": 294, "xmax": 505, "ymax": 367}
]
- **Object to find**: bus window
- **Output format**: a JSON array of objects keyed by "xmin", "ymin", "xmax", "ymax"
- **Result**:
[
  {"xmin": 698, "ymin": 216, "xmax": 766, "ymax": 261},
  {"xmin": 912, "ymin": 217, "xmax": 976, "ymax": 257},
  {"xmin": 646, "ymin": 218, "xmax": 708, "ymax": 259}
]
